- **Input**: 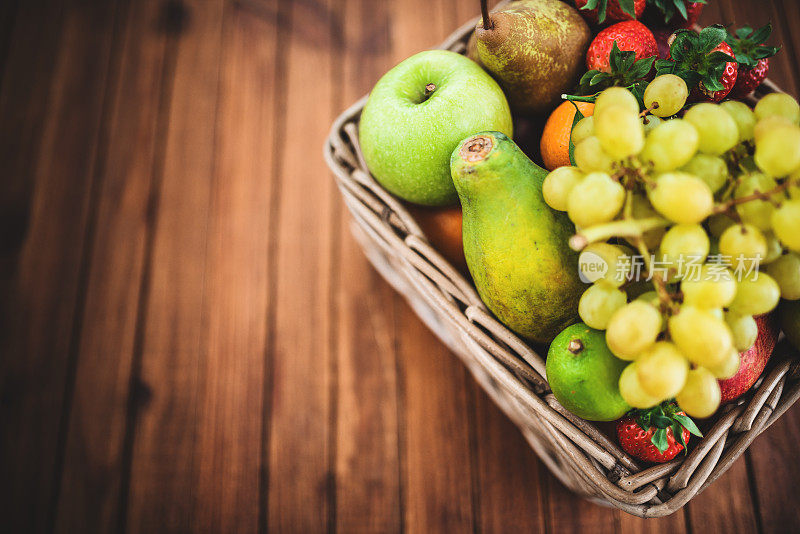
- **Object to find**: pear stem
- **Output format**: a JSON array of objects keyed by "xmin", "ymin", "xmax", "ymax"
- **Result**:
[{"xmin": 480, "ymin": 0, "xmax": 492, "ymax": 30}]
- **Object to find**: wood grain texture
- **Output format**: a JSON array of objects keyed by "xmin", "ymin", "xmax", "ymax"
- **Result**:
[
  {"xmin": 53, "ymin": 1, "xmax": 169, "ymax": 532},
  {"xmin": 334, "ymin": 0, "xmax": 403, "ymax": 532},
  {"xmin": 0, "ymin": 1, "xmax": 118, "ymax": 532},
  {"xmin": 122, "ymin": 0, "xmax": 224, "ymax": 531},
  {"xmin": 263, "ymin": 0, "xmax": 338, "ymax": 530},
  {"xmin": 0, "ymin": 0, "xmax": 63, "ymax": 254},
  {"xmin": 188, "ymin": 1, "xmax": 279, "ymax": 530}
]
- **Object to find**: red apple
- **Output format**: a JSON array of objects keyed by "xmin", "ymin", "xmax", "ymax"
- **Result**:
[{"xmin": 719, "ymin": 313, "xmax": 781, "ymax": 403}]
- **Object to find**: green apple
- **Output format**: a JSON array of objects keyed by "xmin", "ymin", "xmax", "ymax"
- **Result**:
[{"xmin": 359, "ymin": 50, "xmax": 513, "ymax": 206}]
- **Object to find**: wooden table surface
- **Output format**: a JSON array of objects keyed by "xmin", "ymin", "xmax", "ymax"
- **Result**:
[{"xmin": 1, "ymin": 0, "xmax": 799, "ymax": 532}]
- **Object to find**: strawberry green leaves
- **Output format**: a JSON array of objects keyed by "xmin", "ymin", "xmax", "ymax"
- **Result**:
[
  {"xmin": 650, "ymin": 0, "xmax": 707, "ymax": 25},
  {"xmin": 579, "ymin": 41, "xmax": 655, "ymax": 95},
  {"xmin": 726, "ymin": 24, "xmax": 781, "ymax": 69},
  {"xmin": 580, "ymin": 0, "xmax": 638, "ymax": 24},
  {"xmin": 634, "ymin": 401, "xmax": 702, "ymax": 453}
]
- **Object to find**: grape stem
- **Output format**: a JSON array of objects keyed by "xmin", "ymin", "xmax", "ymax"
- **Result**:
[
  {"xmin": 569, "ymin": 217, "xmax": 670, "ymax": 251},
  {"xmin": 639, "ymin": 102, "xmax": 659, "ymax": 117},
  {"xmin": 712, "ymin": 176, "xmax": 799, "ymax": 214},
  {"xmin": 561, "ymin": 93, "xmax": 599, "ymax": 103}
]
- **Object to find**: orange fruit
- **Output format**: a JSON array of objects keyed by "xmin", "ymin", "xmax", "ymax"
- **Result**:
[
  {"xmin": 407, "ymin": 204, "xmax": 468, "ymax": 274},
  {"xmin": 540, "ymin": 101, "xmax": 595, "ymax": 171}
]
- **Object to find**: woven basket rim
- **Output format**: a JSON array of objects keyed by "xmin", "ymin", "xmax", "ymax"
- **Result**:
[{"xmin": 323, "ymin": 0, "xmax": 800, "ymax": 517}]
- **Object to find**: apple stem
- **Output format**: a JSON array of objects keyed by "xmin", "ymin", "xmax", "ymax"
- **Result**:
[
  {"xmin": 480, "ymin": 0, "xmax": 493, "ymax": 30},
  {"xmin": 424, "ymin": 83, "xmax": 436, "ymax": 99}
]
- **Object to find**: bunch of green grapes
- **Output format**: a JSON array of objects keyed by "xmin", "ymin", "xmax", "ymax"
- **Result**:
[{"xmin": 543, "ymin": 77, "xmax": 800, "ymax": 419}]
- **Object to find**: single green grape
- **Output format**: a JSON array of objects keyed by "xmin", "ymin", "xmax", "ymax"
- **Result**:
[
  {"xmin": 567, "ymin": 172, "xmax": 625, "ymax": 227},
  {"xmin": 721, "ymin": 100, "xmax": 757, "ymax": 141},
  {"xmin": 605, "ymin": 301, "xmax": 662, "ymax": 361},
  {"xmin": 718, "ymin": 224, "xmax": 768, "ymax": 269},
  {"xmin": 725, "ymin": 311, "xmax": 758, "ymax": 352},
  {"xmin": 729, "ymin": 271, "xmax": 781, "ymax": 316},
  {"xmin": 659, "ymin": 223, "xmax": 710, "ymax": 279},
  {"xmin": 668, "ymin": 305, "xmax": 733, "ymax": 368},
  {"xmin": 734, "ymin": 173, "xmax": 780, "ymax": 231},
  {"xmin": 755, "ymin": 124, "xmax": 800, "ymax": 177},
  {"xmin": 574, "ymin": 136, "xmax": 615, "ymax": 173},
  {"xmin": 676, "ymin": 367, "xmax": 721, "ymax": 418},
  {"xmin": 595, "ymin": 86, "xmax": 640, "ymax": 116},
  {"xmin": 639, "ymin": 119, "xmax": 699, "ymax": 171},
  {"xmin": 543, "ymin": 166, "xmax": 584, "ymax": 211},
  {"xmin": 644, "ymin": 74, "xmax": 689, "ymax": 117},
  {"xmin": 571, "ymin": 115, "xmax": 595, "ymax": 146},
  {"xmin": 771, "ymin": 199, "xmax": 800, "ymax": 251},
  {"xmin": 765, "ymin": 252, "xmax": 800, "ymax": 300},
  {"xmin": 595, "ymin": 104, "xmax": 645, "ymax": 159},
  {"xmin": 578, "ymin": 281, "xmax": 627, "ymax": 330},
  {"xmin": 580, "ymin": 243, "xmax": 631, "ymax": 287},
  {"xmin": 681, "ymin": 264, "xmax": 737, "ymax": 308},
  {"xmin": 754, "ymin": 92, "xmax": 800, "ymax": 124},
  {"xmin": 636, "ymin": 342, "xmax": 690, "ymax": 399},
  {"xmin": 681, "ymin": 154, "xmax": 728, "ymax": 194},
  {"xmin": 683, "ymin": 103, "xmax": 740, "ymax": 156},
  {"xmin": 619, "ymin": 363, "xmax": 661, "ymax": 409},
  {"xmin": 648, "ymin": 172, "xmax": 713, "ymax": 224}
]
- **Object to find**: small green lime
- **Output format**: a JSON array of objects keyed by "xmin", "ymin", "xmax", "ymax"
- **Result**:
[
  {"xmin": 546, "ymin": 323, "xmax": 631, "ymax": 421},
  {"xmin": 779, "ymin": 299, "xmax": 800, "ymax": 351}
]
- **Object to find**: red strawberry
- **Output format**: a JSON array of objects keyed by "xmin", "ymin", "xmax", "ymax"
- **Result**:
[
  {"xmin": 616, "ymin": 402, "xmax": 702, "ymax": 463},
  {"xmin": 732, "ymin": 59, "xmax": 770, "ymax": 99},
  {"xmin": 695, "ymin": 40, "xmax": 739, "ymax": 102},
  {"xmin": 575, "ymin": 0, "xmax": 646, "ymax": 25},
  {"xmin": 645, "ymin": 0, "xmax": 705, "ymax": 30},
  {"xmin": 587, "ymin": 21, "xmax": 659, "ymax": 73},
  {"xmin": 727, "ymin": 24, "xmax": 781, "ymax": 98},
  {"xmin": 719, "ymin": 313, "xmax": 781, "ymax": 403},
  {"xmin": 657, "ymin": 26, "xmax": 738, "ymax": 103}
]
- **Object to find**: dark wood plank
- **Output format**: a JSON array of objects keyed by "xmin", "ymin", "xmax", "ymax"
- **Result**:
[
  {"xmin": 396, "ymin": 311, "xmax": 476, "ymax": 533},
  {"xmin": 0, "ymin": 1, "xmax": 119, "ymax": 532},
  {"xmin": 263, "ymin": 0, "xmax": 339, "ymax": 530},
  {"xmin": 470, "ymin": 386, "xmax": 549, "ymax": 534},
  {"xmin": 545, "ymin": 472, "xmax": 617, "ymax": 534},
  {"xmin": 52, "ymin": 1, "xmax": 170, "ymax": 532},
  {"xmin": 0, "ymin": 0, "xmax": 63, "ymax": 254},
  {"xmin": 122, "ymin": 0, "xmax": 225, "ymax": 531},
  {"xmin": 334, "ymin": 0, "xmax": 403, "ymax": 531},
  {"xmin": 188, "ymin": 2, "xmax": 281, "ymax": 530}
]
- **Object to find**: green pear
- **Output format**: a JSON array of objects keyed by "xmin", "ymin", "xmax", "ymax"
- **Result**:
[
  {"xmin": 451, "ymin": 131, "xmax": 583, "ymax": 343},
  {"xmin": 475, "ymin": 0, "xmax": 590, "ymax": 115}
]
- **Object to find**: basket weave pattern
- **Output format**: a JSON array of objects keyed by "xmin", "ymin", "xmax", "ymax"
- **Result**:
[{"xmin": 323, "ymin": 6, "xmax": 800, "ymax": 517}]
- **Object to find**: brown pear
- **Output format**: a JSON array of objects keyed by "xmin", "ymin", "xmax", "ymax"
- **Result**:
[{"xmin": 475, "ymin": 0, "xmax": 590, "ymax": 115}]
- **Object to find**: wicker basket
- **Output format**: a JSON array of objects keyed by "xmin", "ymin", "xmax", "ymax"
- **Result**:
[{"xmin": 323, "ymin": 2, "xmax": 800, "ymax": 518}]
